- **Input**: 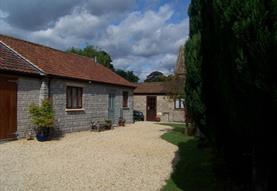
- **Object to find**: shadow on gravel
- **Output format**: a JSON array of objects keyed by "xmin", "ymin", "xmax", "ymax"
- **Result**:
[{"xmin": 49, "ymin": 127, "xmax": 65, "ymax": 141}]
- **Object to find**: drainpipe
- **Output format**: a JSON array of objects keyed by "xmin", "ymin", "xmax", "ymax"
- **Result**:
[
  {"xmin": 48, "ymin": 78, "xmax": 51, "ymax": 100},
  {"xmin": 120, "ymin": 108, "xmax": 123, "ymax": 118},
  {"xmin": 39, "ymin": 78, "xmax": 49, "ymax": 105}
]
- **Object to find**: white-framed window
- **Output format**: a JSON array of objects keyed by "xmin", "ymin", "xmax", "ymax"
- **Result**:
[{"xmin": 175, "ymin": 98, "xmax": 184, "ymax": 109}]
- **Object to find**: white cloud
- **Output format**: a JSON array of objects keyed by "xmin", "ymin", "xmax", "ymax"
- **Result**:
[
  {"xmin": 0, "ymin": 0, "xmax": 135, "ymax": 30},
  {"xmin": 96, "ymin": 5, "xmax": 188, "ymax": 80},
  {"xmin": 0, "ymin": 9, "xmax": 9, "ymax": 18},
  {"xmin": 97, "ymin": 5, "xmax": 189, "ymax": 60},
  {"xmin": 31, "ymin": 8, "xmax": 105, "ymax": 48},
  {"xmin": 0, "ymin": 1, "xmax": 189, "ymax": 81},
  {"xmin": 100, "ymin": 5, "xmax": 174, "ymax": 50}
]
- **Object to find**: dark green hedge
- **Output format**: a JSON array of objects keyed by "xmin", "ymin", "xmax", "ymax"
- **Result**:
[{"xmin": 185, "ymin": 0, "xmax": 277, "ymax": 190}]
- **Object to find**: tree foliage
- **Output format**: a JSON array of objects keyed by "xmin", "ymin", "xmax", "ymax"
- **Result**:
[
  {"xmin": 144, "ymin": 71, "xmax": 173, "ymax": 82},
  {"xmin": 185, "ymin": 0, "xmax": 207, "ymax": 134},
  {"xmin": 115, "ymin": 69, "xmax": 140, "ymax": 83},
  {"xmin": 67, "ymin": 46, "xmax": 139, "ymax": 82},
  {"xmin": 144, "ymin": 71, "xmax": 165, "ymax": 82},
  {"xmin": 185, "ymin": 0, "xmax": 276, "ymax": 189},
  {"xmin": 67, "ymin": 46, "xmax": 114, "ymax": 70}
]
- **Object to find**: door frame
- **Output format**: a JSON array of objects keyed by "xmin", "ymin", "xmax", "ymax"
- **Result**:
[
  {"xmin": 146, "ymin": 96, "xmax": 157, "ymax": 121},
  {"xmin": 0, "ymin": 75, "xmax": 18, "ymax": 140}
]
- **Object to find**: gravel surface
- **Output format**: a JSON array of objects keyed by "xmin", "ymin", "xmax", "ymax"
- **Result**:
[{"xmin": 0, "ymin": 122, "xmax": 177, "ymax": 191}]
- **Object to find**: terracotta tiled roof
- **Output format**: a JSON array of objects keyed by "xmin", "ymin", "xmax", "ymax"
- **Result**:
[
  {"xmin": 134, "ymin": 82, "xmax": 171, "ymax": 94},
  {"xmin": 0, "ymin": 42, "xmax": 40, "ymax": 74},
  {"xmin": 0, "ymin": 34, "xmax": 135, "ymax": 88}
]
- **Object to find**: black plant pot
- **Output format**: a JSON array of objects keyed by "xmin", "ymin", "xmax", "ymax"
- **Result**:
[
  {"xmin": 36, "ymin": 133, "xmax": 48, "ymax": 142},
  {"xmin": 36, "ymin": 127, "xmax": 50, "ymax": 142}
]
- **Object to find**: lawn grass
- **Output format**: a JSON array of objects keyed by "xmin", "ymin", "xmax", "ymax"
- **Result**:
[{"xmin": 159, "ymin": 123, "xmax": 216, "ymax": 191}]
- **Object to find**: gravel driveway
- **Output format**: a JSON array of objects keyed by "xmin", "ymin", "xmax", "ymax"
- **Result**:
[{"xmin": 0, "ymin": 122, "xmax": 177, "ymax": 191}]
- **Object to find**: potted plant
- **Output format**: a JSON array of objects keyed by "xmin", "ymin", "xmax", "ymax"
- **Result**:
[
  {"xmin": 105, "ymin": 119, "xmax": 112, "ymax": 129},
  {"xmin": 118, "ymin": 117, "xmax": 126, "ymax": 126},
  {"xmin": 29, "ymin": 100, "xmax": 54, "ymax": 141}
]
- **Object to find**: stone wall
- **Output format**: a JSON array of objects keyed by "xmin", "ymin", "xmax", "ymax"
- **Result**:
[
  {"xmin": 122, "ymin": 90, "xmax": 134, "ymax": 123},
  {"xmin": 50, "ymin": 79, "xmax": 133, "ymax": 133},
  {"xmin": 134, "ymin": 95, "xmax": 185, "ymax": 122},
  {"xmin": 17, "ymin": 77, "xmax": 41, "ymax": 138},
  {"xmin": 16, "ymin": 76, "xmax": 133, "ymax": 138},
  {"xmin": 133, "ymin": 96, "xmax": 146, "ymax": 116},
  {"xmin": 157, "ymin": 96, "xmax": 185, "ymax": 122}
]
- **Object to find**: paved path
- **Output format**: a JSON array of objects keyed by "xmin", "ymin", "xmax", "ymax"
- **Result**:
[{"xmin": 0, "ymin": 122, "xmax": 177, "ymax": 191}]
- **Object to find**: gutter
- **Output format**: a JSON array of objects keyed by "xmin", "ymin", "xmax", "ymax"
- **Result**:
[{"xmin": 47, "ymin": 74, "xmax": 137, "ymax": 89}]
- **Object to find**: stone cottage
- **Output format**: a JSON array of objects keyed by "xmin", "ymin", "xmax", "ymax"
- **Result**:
[
  {"xmin": 134, "ymin": 82, "xmax": 185, "ymax": 122},
  {"xmin": 133, "ymin": 45, "xmax": 186, "ymax": 122},
  {"xmin": 0, "ymin": 34, "xmax": 135, "ymax": 140}
]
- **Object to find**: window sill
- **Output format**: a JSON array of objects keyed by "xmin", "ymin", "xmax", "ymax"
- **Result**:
[
  {"xmin": 122, "ymin": 107, "xmax": 130, "ymax": 110},
  {"xmin": 174, "ymin": 108, "xmax": 185, "ymax": 111},
  {"xmin": 65, "ymin": 108, "xmax": 85, "ymax": 112}
]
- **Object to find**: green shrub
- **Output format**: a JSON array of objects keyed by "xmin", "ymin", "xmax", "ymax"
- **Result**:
[{"xmin": 29, "ymin": 100, "xmax": 54, "ymax": 128}]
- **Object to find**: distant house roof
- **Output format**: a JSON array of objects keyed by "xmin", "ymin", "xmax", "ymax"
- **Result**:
[
  {"xmin": 134, "ymin": 82, "xmax": 171, "ymax": 95},
  {"xmin": 0, "ymin": 34, "xmax": 135, "ymax": 88}
]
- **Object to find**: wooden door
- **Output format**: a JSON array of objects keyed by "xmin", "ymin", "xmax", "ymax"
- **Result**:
[
  {"xmin": 146, "ymin": 96, "xmax": 157, "ymax": 121},
  {"xmin": 0, "ymin": 76, "xmax": 17, "ymax": 140}
]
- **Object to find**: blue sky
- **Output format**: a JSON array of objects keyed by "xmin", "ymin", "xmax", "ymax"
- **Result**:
[{"xmin": 0, "ymin": 0, "xmax": 190, "ymax": 80}]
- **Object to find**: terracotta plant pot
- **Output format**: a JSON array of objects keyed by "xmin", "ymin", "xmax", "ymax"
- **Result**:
[
  {"xmin": 156, "ymin": 116, "xmax": 161, "ymax": 122},
  {"xmin": 118, "ymin": 121, "xmax": 125, "ymax": 126}
]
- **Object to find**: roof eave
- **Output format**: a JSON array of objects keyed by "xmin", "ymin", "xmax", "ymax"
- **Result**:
[
  {"xmin": 0, "ymin": 69, "xmax": 44, "ymax": 78},
  {"xmin": 47, "ymin": 74, "xmax": 136, "ymax": 89},
  {"xmin": 134, "ymin": 92, "xmax": 168, "ymax": 95}
]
